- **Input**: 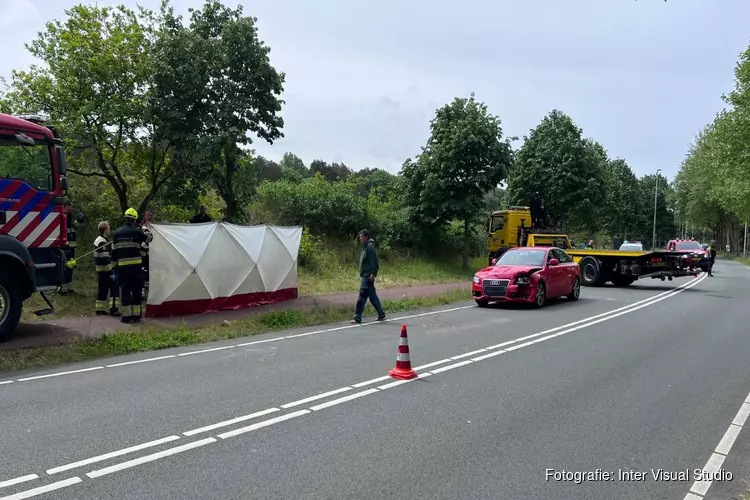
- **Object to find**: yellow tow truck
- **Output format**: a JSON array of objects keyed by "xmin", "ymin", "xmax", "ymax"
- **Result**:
[{"xmin": 486, "ymin": 207, "xmax": 704, "ymax": 287}]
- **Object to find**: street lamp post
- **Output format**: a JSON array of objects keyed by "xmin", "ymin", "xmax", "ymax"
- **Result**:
[{"xmin": 652, "ymin": 169, "xmax": 662, "ymax": 249}]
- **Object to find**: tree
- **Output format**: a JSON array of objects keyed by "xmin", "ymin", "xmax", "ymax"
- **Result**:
[
  {"xmin": 154, "ymin": 0, "xmax": 285, "ymax": 222},
  {"xmin": 601, "ymin": 158, "xmax": 640, "ymax": 239},
  {"xmin": 2, "ymin": 4, "xmax": 166, "ymax": 213},
  {"xmin": 310, "ymin": 160, "xmax": 352, "ymax": 182},
  {"xmin": 401, "ymin": 93, "xmax": 513, "ymax": 269},
  {"xmin": 506, "ymin": 110, "xmax": 606, "ymax": 232},
  {"xmin": 279, "ymin": 152, "xmax": 309, "ymax": 181},
  {"xmin": 255, "ymin": 156, "xmax": 282, "ymax": 181}
]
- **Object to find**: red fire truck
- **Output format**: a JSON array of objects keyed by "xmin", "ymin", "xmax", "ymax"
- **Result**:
[{"xmin": 0, "ymin": 112, "xmax": 70, "ymax": 339}]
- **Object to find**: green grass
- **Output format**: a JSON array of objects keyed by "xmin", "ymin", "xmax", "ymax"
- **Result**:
[
  {"xmin": 721, "ymin": 253, "xmax": 750, "ymax": 267},
  {"xmin": 21, "ymin": 252, "xmax": 486, "ymax": 321},
  {"xmin": 298, "ymin": 254, "xmax": 486, "ymax": 295},
  {"xmin": 4, "ymin": 288, "xmax": 471, "ymax": 373}
]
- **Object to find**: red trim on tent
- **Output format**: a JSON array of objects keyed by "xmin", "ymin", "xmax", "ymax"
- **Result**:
[{"xmin": 144, "ymin": 287, "xmax": 299, "ymax": 318}]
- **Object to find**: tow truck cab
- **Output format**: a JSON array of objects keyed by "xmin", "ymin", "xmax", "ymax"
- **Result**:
[
  {"xmin": 487, "ymin": 207, "xmax": 572, "ymax": 265},
  {"xmin": 0, "ymin": 113, "xmax": 69, "ymax": 338}
]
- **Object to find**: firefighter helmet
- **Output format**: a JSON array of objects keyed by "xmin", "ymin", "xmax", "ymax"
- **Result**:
[{"xmin": 124, "ymin": 208, "xmax": 138, "ymax": 219}]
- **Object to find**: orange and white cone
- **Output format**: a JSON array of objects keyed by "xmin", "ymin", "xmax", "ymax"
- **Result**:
[{"xmin": 389, "ymin": 324, "xmax": 418, "ymax": 380}]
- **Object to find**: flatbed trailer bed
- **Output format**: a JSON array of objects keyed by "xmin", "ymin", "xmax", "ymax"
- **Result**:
[{"xmin": 564, "ymin": 248, "xmax": 706, "ymax": 287}]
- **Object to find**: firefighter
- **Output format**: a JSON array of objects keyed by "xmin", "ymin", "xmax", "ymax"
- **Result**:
[
  {"xmin": 707, "ymin": 242, "xmax": 717, "ymax": 277},
  {"xmin": 61, "ymin": 200, "xmax": 84, "ymax": 295},
  {"xmin": 112, "ymin": 208, "xmax": 147, "ymax": 324},
  {"xmin": 93, "ymin": 221, "xmax": 121, "ymax": 317}
]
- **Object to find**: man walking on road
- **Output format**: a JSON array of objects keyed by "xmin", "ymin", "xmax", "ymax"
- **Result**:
[{"xmin": 351, "ymin": 229, "xmax": 386, "ymax": 324}]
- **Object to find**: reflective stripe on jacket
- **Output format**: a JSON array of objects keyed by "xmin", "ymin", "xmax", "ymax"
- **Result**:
[{"xmin": 93, "ymin": 235, "xmax": 112, "ymax": 272}]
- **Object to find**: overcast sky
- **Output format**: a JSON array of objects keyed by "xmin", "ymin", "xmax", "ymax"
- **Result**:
[{"xmin": 1, "ymin": 0, "xmax": 747, "ymax": 180}]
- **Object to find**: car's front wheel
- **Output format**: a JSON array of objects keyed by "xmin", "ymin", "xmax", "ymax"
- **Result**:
[
  {"xmin": 475, "ymin": 299, "xmax": 489, "ymax": 308},
  {"xmin": 568, "ymin": 277, "xmax": 580, "ymax": 301},
  {"xmin": 534, "ymin": 282, "xmax": 546, "ymax": 308}
]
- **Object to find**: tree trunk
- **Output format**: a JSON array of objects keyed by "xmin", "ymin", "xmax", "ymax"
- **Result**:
[{"xmin": 462, "ymin": 217, "xmax": 470, "ymax": 270}]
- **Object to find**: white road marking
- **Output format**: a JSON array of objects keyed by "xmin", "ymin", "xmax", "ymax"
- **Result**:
[
  {"xmin": 106, "ymin": 355, "xmax": 176, "ymax": 368},
  {"xmin": 281, "ymin": 387, "xmax": 352, "ymax": 409},
  {"xmin": 86, "ymin": 438, "xmax": 216, "ymax": 479},
  {"xmin": 217, "ymin": 410, "xmax": 310, "ymax": 439},
  {"xmin": 412, "ymin": 359, "xmax": 453, "ymax": 371},
  {"xmin": 733, "ymin": 403, "xmax": 750, "ymax": 426},
  {"xmin": 715, "ymin": 424, "xmax": 742, "ymax": 456},
  {"xmin": 450, "ymin": 349, "xmax": 487, "ymax": 360},
  {"xmin": 377, "ymin": 375, "xmax": 430, "ymax": 390},
  {"xmin": 0, "ymin": 477, "xmax": 81, "ymax": 500},
  {"xmin": 471, "ymin": 350, "xmax": 507, "ymax": 362},
  {"xmin": 177, "ymin": 345, "xmax": 235, "ymax": 356},
  {"xmin": 46, "ymin": 435, "xmax": 181, "ymax": 475},
  {"xmin": 685, "ymin": 388, "xmax": 750, "ymax": 498},
  {"xmin": 0, "ymin": 475, "xmax": 38, "ymax": 489},
  {"xmin": 430, "ymin": 360, "xmax": 474, "ymax": 374},
  {"xmin": 683, "ymin": 493, "xmax": 703, "ymax": 500},
  {"xmin": 236, "ymin": 337, "xmax": 287, "ymax": 347},
  {"xmin": 351, "ymin": 375, "xmax": 391, "ymax": 388},
  {"xmin": 309, "ymin": 389, "xmax": 380, "ymax": 411},
  {"xmin": 0, "ymin": 381, "xmax": 13, "ymax": 386},
  {"xmin": 183, "ymin": 408, "xmax": 280, "ymax": 436},
  {"xmin": 504, "ymin": 340, "xmax": 540, "ymax": 352},
  {"xmin": 689, "ymin": 452, "xmax": 727, "ymax": 496},
  {"xmin": 17, "ymin": 366, "xmax": 103, "ymax": 382},
  {"xmin": 284, "ymin": 331, "xmax": 321, "ymax": 339}
]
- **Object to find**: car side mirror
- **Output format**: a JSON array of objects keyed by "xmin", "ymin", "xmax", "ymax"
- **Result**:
[
  {"xmin": 491, "ymin": 258, "xmax": 497, "ymax": 265},
  {"xmin": 548, "ymin": 258, "xmax": 559, "ymax": 266}
]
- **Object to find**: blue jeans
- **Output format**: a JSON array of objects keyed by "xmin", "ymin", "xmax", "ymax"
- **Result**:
[{"xmin": 354, "ymin": 276, "xmax": 385, "ymax": 320}]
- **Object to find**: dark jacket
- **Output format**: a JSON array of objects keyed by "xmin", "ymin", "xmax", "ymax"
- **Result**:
[
  {"xmin": 112, "ymin": 224, "xmax": 147, "ymax": 272},
  {"xmin": 359, "ymin": 239, "xmax": 380, "ymax": 278}
]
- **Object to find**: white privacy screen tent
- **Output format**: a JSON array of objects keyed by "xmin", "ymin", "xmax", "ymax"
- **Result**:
[{"xmin": 144, "ymin": 222, "xmax": 302, "ymax": 318}]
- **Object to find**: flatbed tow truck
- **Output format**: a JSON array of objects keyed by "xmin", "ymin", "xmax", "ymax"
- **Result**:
[{"xmin": 487, "ymin": 205, "xmax": 704, "ymax": 287}]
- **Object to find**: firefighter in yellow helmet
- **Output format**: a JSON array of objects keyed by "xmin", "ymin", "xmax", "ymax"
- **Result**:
[{"xmin": 112, "ymin": 208, "xmax": 147, "ymax": 323}]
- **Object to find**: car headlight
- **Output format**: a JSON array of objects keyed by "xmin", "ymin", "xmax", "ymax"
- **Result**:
[
  {"xmin": 473, "ymin": 276, "xmax": 480, "ymax": 284},
  {"xmin": 515, "ymin": 275, "xmax": 530, "ymax": 285}
]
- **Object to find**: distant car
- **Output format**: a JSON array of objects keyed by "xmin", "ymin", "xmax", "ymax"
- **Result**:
[
  {"xmin": 619, "ymin": 242, "xmax": 643, "ymax": 251},
  {"xmin": 472, "ymin": 247, "xmax": 581, "ymax": 309}
]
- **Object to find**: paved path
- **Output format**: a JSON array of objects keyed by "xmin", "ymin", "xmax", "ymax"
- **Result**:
[
  {"xmin": 0, "ymin": 262, "xmax": 747, "ymax": 499},
  {"xmin": 5, "ymin": 282, "xmax": 466, "ymax": 350}
]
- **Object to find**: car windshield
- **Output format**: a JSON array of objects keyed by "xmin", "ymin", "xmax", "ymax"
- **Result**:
[
  {"xmin": 620, "ymin": 244, "xmax": 642, "ymax": 251},
  {"xmin": 676, "ymin": 242, "xmax": 701, "ymax": 250},
  {"xmin": 496, "ymin": 249, "xmax": 546, "ymax": 267}
]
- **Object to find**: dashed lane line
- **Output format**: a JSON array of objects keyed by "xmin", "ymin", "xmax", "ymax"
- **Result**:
[
  {"xmin": 182, "ymin": 407, "xmax": 281, "ymax": 437},
  {"xmin": 46, "ymin": 436, "xmax": 181, "ymax": 475},
  {"xmin": 0, "ymin": 477, "xmax": 82, "ymax": 500},
  {"xmin": 1, "ymin": 273, "xmax": 706, "ymax": 500},
  {"xmin": 85, "ymin": 438, "xmax": 217, "ymax": 479},
  {"xmin": 685, "ymin": 392, "xmax": 750, "ymax": 499},
  {"xmin": 0, "ymin": 476, "xmax": 38, "ymax": 490}
]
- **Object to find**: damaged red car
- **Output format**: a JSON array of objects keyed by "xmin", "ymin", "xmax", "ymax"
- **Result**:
[{"xmin": 472, "ymin": 247, "xmax": 581, "ymax": 308}]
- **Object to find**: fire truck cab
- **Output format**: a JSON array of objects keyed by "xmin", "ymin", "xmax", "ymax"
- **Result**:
[{"xmin": 0, "ymin": 112, "xmax": 69, "ymax": 339}]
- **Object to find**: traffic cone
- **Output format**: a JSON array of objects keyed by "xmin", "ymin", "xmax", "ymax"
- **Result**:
[{"xmin": 389, "ymin": 324, "xmax": 418, "ymax": 380}]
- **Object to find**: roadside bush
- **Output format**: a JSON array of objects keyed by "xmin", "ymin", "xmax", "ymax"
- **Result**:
[{"xmin": 253, "ymin": 175, "xmax": 368, "ymax": 237}]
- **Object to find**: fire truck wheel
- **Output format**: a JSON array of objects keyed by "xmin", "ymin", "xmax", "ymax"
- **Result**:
[{"xmin": 0, "ymin": 270, "xmax": 22, "ymax": 341}]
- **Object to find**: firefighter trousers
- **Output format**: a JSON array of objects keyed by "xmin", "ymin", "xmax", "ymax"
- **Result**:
[
  {"xmin": 119, "ymin": 270, "xmax": 144, "ymax": 323},
  {"xmin": 61, "ymin": 247, "xmax": 75, "ymax": 292},
  {"xmin": 96, "ymin": 271, "xmax": 120, "ymax": 315}
]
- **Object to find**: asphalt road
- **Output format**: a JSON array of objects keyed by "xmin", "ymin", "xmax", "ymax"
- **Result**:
[{"xmin": 1, "ymin": 260, "xmax": 748, "ymax": 500}]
